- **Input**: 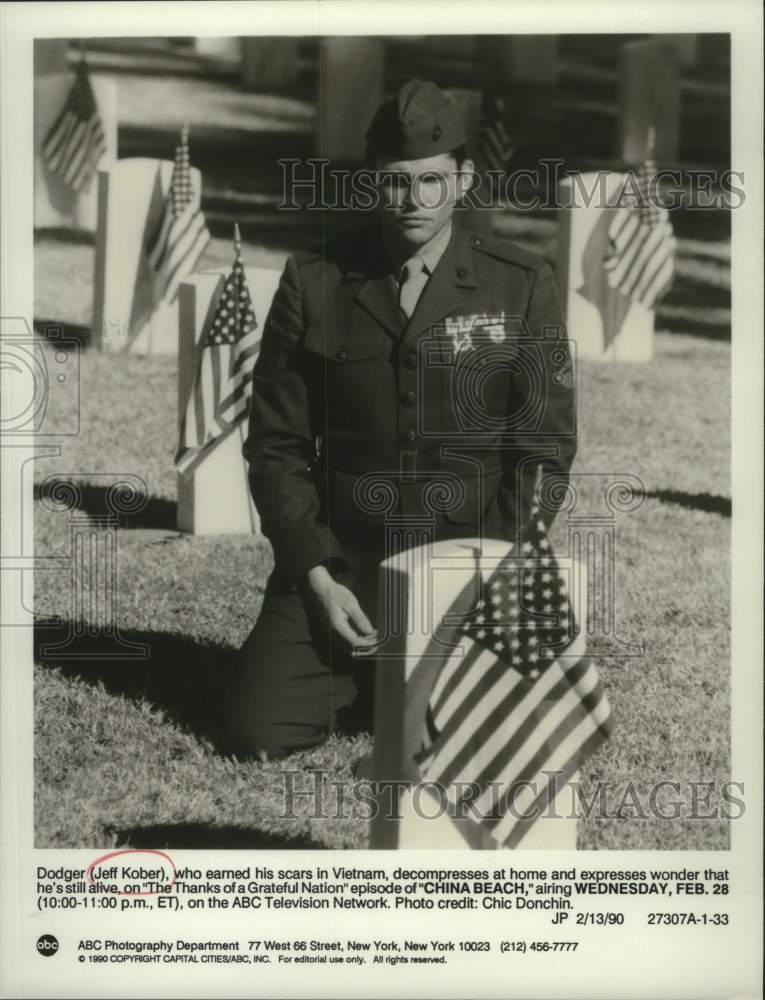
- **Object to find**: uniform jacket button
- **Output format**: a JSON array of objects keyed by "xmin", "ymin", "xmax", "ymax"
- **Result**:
[
  {"xmin": 336, "ymin": 348, "xmax": 348, "ymax": 360},
  {"xmin": 456, "ymin": 265, "xmax": 468, "ymax": 279},
  {"xmin": 403, "ymin": 352, "xmax": 417, "ymax": 370},
  {"xmin": 400, "ymin": 429, "xmax": 416, "ymax": 445},
  {"xmin": 400, "ymin": 391, "xmax": 416, "ymax": 406}
]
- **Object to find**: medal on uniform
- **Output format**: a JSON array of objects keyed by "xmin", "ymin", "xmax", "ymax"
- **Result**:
[
  {"xmin": 445, "ymin": 315, "xmax": 475, "ymax": 354},
  {"xmin": 477, "ymin": 310, "xmax": 507, "ymax": 344}
]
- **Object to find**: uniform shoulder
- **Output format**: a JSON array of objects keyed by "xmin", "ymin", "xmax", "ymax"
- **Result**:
[
  {"xmin": 291, "ymin": 248, "xmax": 325, "ymax": 270},
  {"xmin": 464, "ymin": 230, "xmax": 549, "ymax": 272},
  {"xmin": 291, "ymin": 227, "xmax": 379, "ymax": 275}
]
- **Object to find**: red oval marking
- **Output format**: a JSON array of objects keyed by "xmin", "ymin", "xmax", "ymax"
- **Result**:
[{"xmin": 87, "ymin": 848, "xmax": 176, "ymax": 896}]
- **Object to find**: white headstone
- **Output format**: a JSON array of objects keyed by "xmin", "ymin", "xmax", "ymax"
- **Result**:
[
  {"xmin": 176, "ymin": 266, "xmax": 282, "ymax": 536},
  {"xmin": 91, "ymin": 158, "xmax": 202, "ymax": 354},
  {"xmin": 34, "ymin": 72, "xmax": 117, "ymax": 233},
  {"xmin": 556, "ymin": 172, "xmax": 654, "ymax": 362},
  {"xmin": 370, "ymin": 537, "xmax": 582, "ymax": 850},
  {"xmin": 317, "ymin": 38, "xmax": 385, "ymax": 163}
]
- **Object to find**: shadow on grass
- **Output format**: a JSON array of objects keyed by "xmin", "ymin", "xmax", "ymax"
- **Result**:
[
  {"xmin": 108, "ymin": 822, "xmax": 324, "ymax": 850},
  {"xmin": 642, "ymin": 489, "xmax": 731, "ymax": 517},
  {"xmin": 33, "ymin": 476, "xmax": 177, "ymax": 531},
  {"xmin": 34, "ymin": 318, "xmax": 93, "ymax": 348},
  {"xmin": 654, "ymin": 312, "xmax": 731, "ymax": 341},
  {"xmin": 33, "ymin": 227, "xmax": 95, "ymax": 246},
  {"xmin": 34, "ymin": 621, "xmax": 235, "ymax": 748}
]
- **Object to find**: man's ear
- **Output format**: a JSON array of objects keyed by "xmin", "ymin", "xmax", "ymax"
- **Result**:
[{"xmin": 458, "ymin": 160, "xmax": 476, "ymax": 195}]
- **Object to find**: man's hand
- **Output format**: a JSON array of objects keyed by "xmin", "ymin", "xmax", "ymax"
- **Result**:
[{"xmin": 302, "ymin": 565, "xmax": 378, "ymax": 652}]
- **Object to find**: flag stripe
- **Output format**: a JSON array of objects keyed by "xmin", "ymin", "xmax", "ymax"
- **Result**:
[
  {"xmin": 43, "ymin": 113, "xmax": 78, "ymax": 167},
  {"xmin": 417, "ymin": 502, "xmax": 611, "ymax": 849},
  {"xmin": 155, "ymin": 206, "xmax": 210, "ymax": 303},
  {"xmin": 430, "ymin": 624, "xmax": 586, "ymax": 765},
  {"xmin": 43, "ymin": 111, "xmax": 85, "ymax": 165},
  {"xmin": 42, "ymin": 64, "xmax": 106, "ymax": 192},
  {"xmin": 603, "ymin": 167, "xmax": 676, "ymax": 312},
  {"xmin": 637, "ymin": 250, "xmax": 675, "ymax": 307},
  {"xmin": 479, "ymin": 666, "xmax": 607, "ymax": 827},
  {"xmin": 147, "ymin": 131, "xmax": 209, "ymax": 306},
  {"xmin": 503, "ymin": 726, "xmax": 611, "ymax": 848},
  {"xmin": 197, "ymin": 353, "xmax": 215, "ymax": 444},
  {"xmin": 490, "ymin": 693, "xmax": 612, "ymax": 846},
  {"xmin": 215, "ymin": 379, "xmax": 254, "ymax": 427},
  {"xmin": 476, "ymin": 93, "xmax": 513, "ymax": 173},
  {"xmin": 618, "ymin": 226, "xmax": 666, "ymax": 296},
  {"xmin": 629, "ymin": 230, "xmax": 675, "ymax": 303},
  {"xmin": 147, "ymin": 201, "xmax": 174, "ymax": 272},
  {"xmin": 162, "ymin": 221, "xmax": 210, "ymax": 304},
  {"xmin": 432, "ymin": 640, "xmax": 497, "ymax": 726},
  {"xmin": 174, "ymin": 243, "xmax": 260, "ymax": 476},
  {"xmin": 430, "ymin": 637, "xmax": 590, "ymax": 791},
  {"xmin": 63, "ymin": 118, "xmax": 100, "ymax": 186}
]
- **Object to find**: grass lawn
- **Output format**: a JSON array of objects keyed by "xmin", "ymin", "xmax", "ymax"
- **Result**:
[
  {"xmin": 32, "ymin": 239, "xmax": 731, "ymax": 853},
  {"xmin": 30, "ymin": 56, "xmax": 731, "ymax": 852}
]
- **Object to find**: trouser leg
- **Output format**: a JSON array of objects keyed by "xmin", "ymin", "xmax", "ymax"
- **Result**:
[{"xmin": 226, "ymin": 583, "xmax": 363, "ymax": 759}]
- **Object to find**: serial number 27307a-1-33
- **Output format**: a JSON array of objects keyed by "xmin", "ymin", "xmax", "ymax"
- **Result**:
[{"xmin": 648, "ymin": 913, "xmax": 729, "ymax": 926}]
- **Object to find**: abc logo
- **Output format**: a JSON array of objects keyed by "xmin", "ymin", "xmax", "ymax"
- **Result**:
[{"xmin": 36, "ymin": 934, "xmax": 59, "ymax": 957}]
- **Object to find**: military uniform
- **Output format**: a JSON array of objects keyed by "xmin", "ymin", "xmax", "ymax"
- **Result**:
[{"xmin": 226, "ymin": 82, "xmax": 576, "ymax": 758}]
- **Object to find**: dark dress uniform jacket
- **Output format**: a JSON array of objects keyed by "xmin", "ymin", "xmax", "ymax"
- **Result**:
[{"xmin": 244, "ymin": 223, "xmax": 577, "ymax": 589}]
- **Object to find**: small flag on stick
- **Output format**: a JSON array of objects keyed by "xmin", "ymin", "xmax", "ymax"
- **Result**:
[
  {"xmin": 42, "ymin": 57, "xmax": 106, "ymax": 193},
  {"xmin": 476, "ymin": 91, "xmax": 515, "ymax": 175},
  {"xmin": 416, "ymin": 508, "xmax": 613, "ymax": 849},
  {"xmin": 175, "ymin": 225, "xmax": 260, "ymax": 476},
  {"xmin": 147, "ymin": 125, "xmax": 210, "ymax": 306},
  {"xmin": 604, "ymin": 127, "xmax": 676, "ymax": 309}
]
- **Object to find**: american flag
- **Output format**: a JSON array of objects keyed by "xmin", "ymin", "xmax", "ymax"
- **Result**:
[
  {"xmin": 603, "ymin": 128, "xmax": 676, "ymax": 309},
  {"xmin": 175, "ymin": 225, "xmax": 260, "ymax": 476},
  {"xmin": 416, "ymin": 507, "xmax": 612, "ymax": 849},
  {"xmin": 41, "ymin": 59, "xmax": 106, "ymax": 193},
  {"xmin": 147, "ymin": 125, "xmax": 210, "ymax": 306},
  {"xmin": 475, "ymin": 91, "xmax": 514, "ymax": 175}
]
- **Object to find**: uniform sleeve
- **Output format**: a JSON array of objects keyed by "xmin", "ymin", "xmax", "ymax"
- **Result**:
[
  {"xmin": 497, "ymin": 261, "xmax": 577, "ymax": 532},
  {"xmin": 243, "ymin": 256, "xmax": 347, "ymax": 585}
]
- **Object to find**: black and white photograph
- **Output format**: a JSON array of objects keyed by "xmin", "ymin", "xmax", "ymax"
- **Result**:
[
  {"xmin": 1, "ymin": 2, "xmax": 762, "ymax": 998},
  {"xmin": 27, "ymin": 27, "xmax": 736, "ymax": 850}
]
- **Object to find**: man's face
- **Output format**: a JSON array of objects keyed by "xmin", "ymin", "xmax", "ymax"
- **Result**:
[{"xmin": 374, "ymin": 151, "xmax": 474, "ymax": 254}]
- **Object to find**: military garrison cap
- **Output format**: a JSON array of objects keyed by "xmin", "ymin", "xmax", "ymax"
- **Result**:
[{"xmin": 366, "ymin": 79, "xmax": 467, "ymax": 161}]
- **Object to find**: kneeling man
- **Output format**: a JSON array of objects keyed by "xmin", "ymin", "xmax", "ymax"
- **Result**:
[{"xmin": 227, "ymin": 79, "xmax": 576, "ymax": 758}]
